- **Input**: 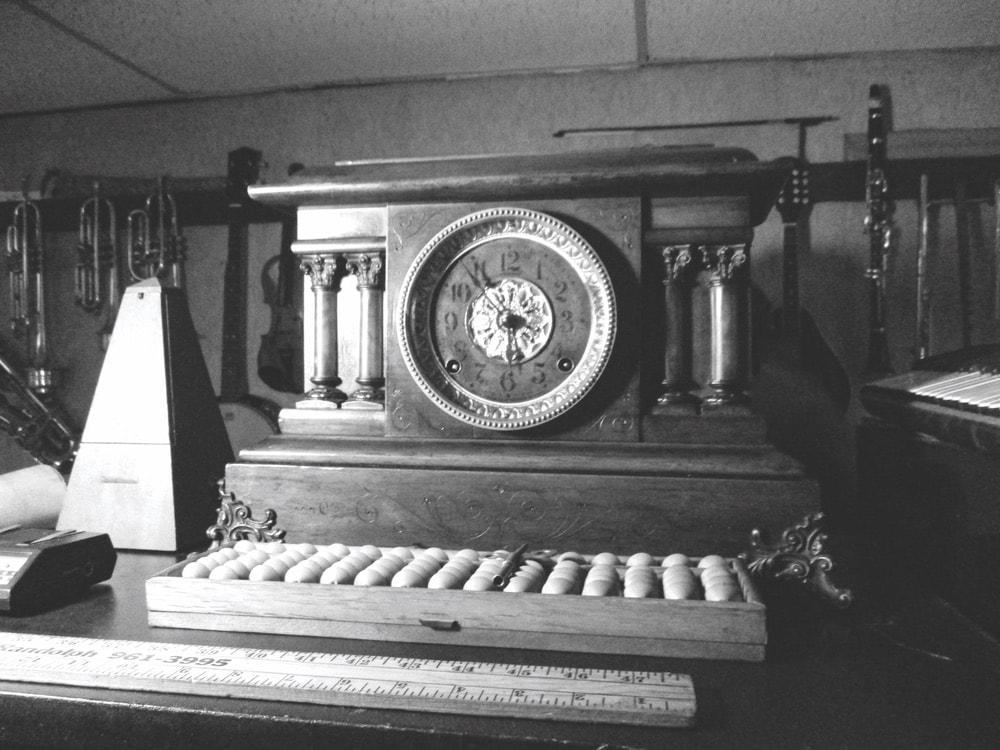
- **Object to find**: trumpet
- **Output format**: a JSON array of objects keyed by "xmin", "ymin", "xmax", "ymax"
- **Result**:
[
  {"xmin": 76, "ymin": 182, "xmax": 121, "ymax": 349},
  {"xmin": 0, "ymin": 347, "xmax": 76, "ymax": 473},
  {"xmin": 126, "ymin": 176, "xmax": 187, "ymax": 288},
  {"xmin": 5, "ymin": 178, "xmax": 55, "ymax": 396}
]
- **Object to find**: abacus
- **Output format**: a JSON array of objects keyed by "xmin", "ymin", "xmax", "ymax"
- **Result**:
[{"xmin": 147, "ymin": 541, "xmax": 766, "ymax": 661}]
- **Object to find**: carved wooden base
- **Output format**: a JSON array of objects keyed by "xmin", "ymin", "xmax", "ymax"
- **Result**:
[{"xmin": 226, "ymin": 435, "xmax": 819, "ymax": 556}]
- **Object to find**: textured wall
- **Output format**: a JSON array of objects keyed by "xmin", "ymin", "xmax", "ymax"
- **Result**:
[{"xmin": 0, "ymin": 47, "xmax": 997, "ymax": 516}]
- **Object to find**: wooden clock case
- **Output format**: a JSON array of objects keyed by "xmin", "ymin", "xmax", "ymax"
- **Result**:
[{"xmin": 231, "ymin": 147, "xmax": 819, "ymax": 555}]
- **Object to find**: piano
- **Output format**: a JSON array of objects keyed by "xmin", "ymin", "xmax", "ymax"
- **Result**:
[
  {"xmin": 859, "ymin": 345, "xmax": 1000, "ymax": 640},
  {"xmin": 860, "ymin": 344, "xmax": 1000, "ymax": 455}
]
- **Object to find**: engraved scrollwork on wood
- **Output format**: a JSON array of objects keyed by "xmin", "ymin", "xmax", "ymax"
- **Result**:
[
  {"xmin": 389, "ymin": 209, "xmax": 441, "ymax": 254},
  {"xmin": 739, "ymin": 512, "xmax": 854, "ymax": 609},
  {"xmin": 417, "ymin": 485, "xmax": 657, "ymax": 548},
  {"xmin": 206, "ymin": 479, "xmax": 286, "ymax": 549}
]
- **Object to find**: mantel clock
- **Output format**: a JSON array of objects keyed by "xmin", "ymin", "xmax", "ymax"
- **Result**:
[{"xmin": 235, "ymin": 147, "xmax": 819, "ymax": 554}]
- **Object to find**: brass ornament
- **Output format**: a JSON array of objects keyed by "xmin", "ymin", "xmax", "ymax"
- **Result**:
[
  {"xmin": 206, "ymin": 479, "xmax": 286, "ymax": 549},
  {"xmin": 740, "ymin": 512, "xmax": 853, "ymax": 609}
]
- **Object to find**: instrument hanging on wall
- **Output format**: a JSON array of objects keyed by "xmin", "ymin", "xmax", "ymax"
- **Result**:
[
  {"xmin": 5, "ymin": 178, "xmax": 57, "ymax": 397},
  {"xmin": 915, "ymin": 173, "xmax": 932, "ymax": 362},
  {"xmin": 953, "ymin": 175, "xmax": 973, "ymax": 350},
  {"xmin": 257, "ymin": 210, "xmax": 303, "ymax": 393},
  {"xmin": 126, "ymin": 176, "xmax": 187, "ymax": 288},
  {"xmin": 0, "ymin": 349, "xmax": 76, "ymax": 472},
  {"xmin": 771, "ymin": 159, "xmax": 851, "ymax": 411},
  {"xmin": 219, "ymin": 147, "xmax": 280, "ymax": 455},
  {"xmin": 862, "ymin": 84, "xmax": 897, "ymax": 376},
  {"xmin": 76, "ymin": 182, "xmax": 122, "ymax": 351}
]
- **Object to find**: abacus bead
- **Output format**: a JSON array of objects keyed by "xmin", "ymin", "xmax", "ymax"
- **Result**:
[
  {"xmin": 327, "ymin": 543, "xmax": 351, "ymax": 557},
  {"xmin": 504, "ymin": 574, "xmax": 541, "ymax": 593},
  {"xmin": 427, "ymin": 568, "xmax": 463, "ymax": 590},
  {"xmin": 663, "ymin": 580, "xmax": 697, "ymax": 600},
  {"xmin": 233, "ymin": 539, "xmax": 256, "ymax": 554},
  {"xmin": 263, "ymin": 558, "xmax": 290, "ymax": 576},
  {"xmin": 463, "ymin": 575, "xmax": 496, "ymax": 591},
  {"xmin": 663, "ymin": 553, "xmax": 689, "ymax": 568},
  {"xmin": 243, "ymin": 549, "xmax": 270, "ymax": 566},
  {"xmin": 542, "ymin": 571, "xmax": 579, "ymax": 595},
  {"xmin": 279, "ymin": 550, "xmax": 306, "ymax": 565},
  {"xmin": 209, "ymin": 565, "xmax": 240, "ymax": 580},
  {"xmin": 698, "ymin": 554, "xmax": 727, "ymax": 570},
  {"xmin": 350, "ymin": 567, "xmax": 386, "ymax": 587},
  {"xmin": 223, "ymin": 559, "xmax": 251, "ymax": 579},
  {"xmin": 626, "ymin": 552, "xmax": 654, "ymax": 568},
  {"xmin": 591, "ymin": 552, "xmax": 619, "ymax": 566},
  {"xmin": 391, "ymin": 568, "xmax": 427, "ymax": 588},
  {"xmin": 582, "ymin": 577, "xmax": 619, "ymax": 597},
  {"xmin": 704, "ymin": 583, "xmax": 742, "ymax": 602},
  {"xmin": 207, "ymin": 552, "xmax": 232, "ymax": 566},
  {"xmin": 249, "ymin": 564, "xmax": 283, "ymax": 581},
  {"xmin": 423, "ymin": 547, "xmax": 449, "ymax": 564},
  {"xmin": 319, "ymin": 566, "xmax": 354, "ymax": 585},
  {"xmin": 557, "ymin": 551, "xmax": 586, "ymax": 564},
  {"xmin": 623, "ymin": 566, "xmax": 657, "ymax": 598},
  {"xmin": 181, "ymin": 561, "xmax": 212, "ymax": 578},
  {"xmin": 286, "ymin": 564, "xmax": 320, "ymax": 583}
]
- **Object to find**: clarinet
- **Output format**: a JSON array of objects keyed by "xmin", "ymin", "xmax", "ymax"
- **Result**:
[{"xmin": 863, "ymin": 84, "xmax": 896, "ymax": 375}]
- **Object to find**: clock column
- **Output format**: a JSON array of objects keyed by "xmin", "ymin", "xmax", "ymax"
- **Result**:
[
  {"xmin": 702, "ymin": 243, "xmax": 750, "ymax": 407},
  {"xmin": 654, "ymin": 244, "xmax": 699, "ymax": 411},
  {"xmin": 344, "ymin": 251, "xmax": 385, "ymax": 408},
  {"xmin": 299, "ymin": 253, "xmax": 348, "ymax": 406}
]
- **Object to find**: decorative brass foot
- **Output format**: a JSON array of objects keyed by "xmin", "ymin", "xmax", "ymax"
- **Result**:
[
  {"xmin": 739, "ymin": 512, "xmax": 853, "ymax": 609},
  {"xmin": 205, "ymin": 479, "xmax": 287, "ymax": 549}
]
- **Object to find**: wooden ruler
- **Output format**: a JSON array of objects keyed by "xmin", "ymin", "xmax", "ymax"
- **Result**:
[{"xmin": 0, "ymin": 633, "xmax": 696, "ymax": 727}]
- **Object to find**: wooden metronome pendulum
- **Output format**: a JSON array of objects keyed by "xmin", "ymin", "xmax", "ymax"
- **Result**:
[{"xmin": 59, "ymin": 277, "xmax": 233, "ymax": 551}]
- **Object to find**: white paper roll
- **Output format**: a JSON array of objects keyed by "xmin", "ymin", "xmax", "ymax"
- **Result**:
[{"xmin": 0, "ymin": 464, "xmax": 67, "ymax": 529}]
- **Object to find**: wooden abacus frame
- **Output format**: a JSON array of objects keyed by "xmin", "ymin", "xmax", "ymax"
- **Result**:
[{"xmin": 145, "ymin": 543, "xmax": 767, "ymax": 662}]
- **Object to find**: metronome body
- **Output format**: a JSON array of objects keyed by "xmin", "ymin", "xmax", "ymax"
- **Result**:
[{"xmin": 59, "ymin": 278, "xmax": 233, "ymax": 551}]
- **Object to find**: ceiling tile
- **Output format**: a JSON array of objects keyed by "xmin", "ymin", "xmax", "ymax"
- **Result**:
[
  {"xmin": 27, "ymin": 0, "xmax": 638, "ymax": 96},
  {"xmin": 646, "ymin": 0, "xmax": 1000, "ymax": 61},
  {"xmin": 0, "ymin": 2, "xmax": 174, "ymax": 115}
]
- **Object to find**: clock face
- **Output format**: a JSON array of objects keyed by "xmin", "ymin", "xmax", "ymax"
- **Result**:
[{"xmin": 398, "ymin": 207, "xmax": 616, "ymax": 430}]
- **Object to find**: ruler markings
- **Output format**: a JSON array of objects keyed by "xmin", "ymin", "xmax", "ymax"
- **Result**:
[{"xmin": 0, "ymin": 633, "xmax": 695, "ymax": 727}]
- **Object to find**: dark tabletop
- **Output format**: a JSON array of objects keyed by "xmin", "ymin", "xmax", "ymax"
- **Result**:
[{"xmin": 1, "ymin": 550, "xmax": 999, "ymax": 749}]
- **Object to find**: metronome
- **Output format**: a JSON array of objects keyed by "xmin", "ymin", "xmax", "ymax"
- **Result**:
[{"xmin": 58, "ymin": 277, "xmax": 233, "ymax": 552}]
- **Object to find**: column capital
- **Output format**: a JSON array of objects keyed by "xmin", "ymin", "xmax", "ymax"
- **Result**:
[
  {"xmin": 659, "ymin": 244, "xmax": 695, "ymax": 283},
  {"xmin": 701, "ymin": 243, "xmax": 749, "ymax": 283},
  {"xmin": 345, "ymin": 251, "xmax": 385, "ymax": 290},
  {"xmin": 300, "ymin": 253, "xmax": 346, "ymax": 291}
]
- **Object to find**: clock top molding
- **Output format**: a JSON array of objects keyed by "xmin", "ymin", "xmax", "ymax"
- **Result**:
[{"xmin": 247, "ymin": 146, "xmax": 791, "ymax": 228}]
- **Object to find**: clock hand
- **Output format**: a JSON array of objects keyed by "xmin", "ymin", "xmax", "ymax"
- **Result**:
[
  {"xmin": 463, "ymin": 263, "xmax": 503, "ymax": 314},
  {"xmin": 504, "ymin": 317, "xmax": 526, "ymax": 364}
]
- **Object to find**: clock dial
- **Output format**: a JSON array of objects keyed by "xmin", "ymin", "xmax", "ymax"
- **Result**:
[{"xmin": 398, "ymin": 207, "xmax": 616, "ymax": 430}]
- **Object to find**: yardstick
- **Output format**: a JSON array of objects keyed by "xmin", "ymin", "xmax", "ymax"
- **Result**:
[{"xmin": 0, "ymin": 633, "xmax": 696, "ymax": 727}]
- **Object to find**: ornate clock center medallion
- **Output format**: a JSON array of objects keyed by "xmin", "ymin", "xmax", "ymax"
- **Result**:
[{"xmin": 467, "ymin": 278, "xmax": 553, "ymax": 364}]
